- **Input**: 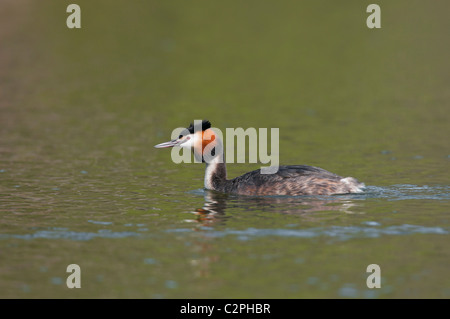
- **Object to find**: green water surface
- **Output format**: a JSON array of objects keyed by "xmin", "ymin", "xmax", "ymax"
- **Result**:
[{"xmin": 0, "ymin": 0, "xmax": 449, "ymax": 298}]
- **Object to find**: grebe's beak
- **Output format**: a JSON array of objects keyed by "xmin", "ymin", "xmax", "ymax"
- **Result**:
[
  {"xmin": 154, "ymin": 139, "xmax": 179, "ymax": 148},
  {"xmin": 155, "ymin": 135, "xmax": 192, "ymax": 148}
]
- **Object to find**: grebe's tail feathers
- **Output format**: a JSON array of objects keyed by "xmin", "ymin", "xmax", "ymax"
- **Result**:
[{"xmin": 340, "ymin": 177, "xmax": 365, "ymax": 193}]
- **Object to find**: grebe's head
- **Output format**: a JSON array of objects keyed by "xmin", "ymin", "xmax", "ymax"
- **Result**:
[{"xmin": 154, "ymin": 120, "xmax": 221, "ymax": 162}]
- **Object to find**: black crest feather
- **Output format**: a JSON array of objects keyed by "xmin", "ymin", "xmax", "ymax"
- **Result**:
[{"xmin": 187, "ymin": 120, "xmax": 211, "ymax": 134}]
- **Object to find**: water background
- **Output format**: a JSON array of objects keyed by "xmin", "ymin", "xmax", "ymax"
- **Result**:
[{"xmin": 0, "ymin": 0, "xmax": 449, "ymax": 298}]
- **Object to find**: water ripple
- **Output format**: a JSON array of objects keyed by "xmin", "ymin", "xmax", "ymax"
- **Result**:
[
  {"xmin": 2, "ymin": 223, "xmax": 445, "ymax": 242},
  {"xmin": 363, "ymin": 185, "xmax": 450, "ymax": 201},
  {"xmin": 166, "ymin": 224, "xmax": 449, "ymax": 241},
  {"xmin": 0, "ymin": 230, "xmax": 140, "ymax": 241}
]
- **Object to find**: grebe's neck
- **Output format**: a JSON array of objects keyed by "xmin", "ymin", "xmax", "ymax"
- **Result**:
[{"xmin": 204, "ymin": 153, "xmax": 227, "ymax": 191}]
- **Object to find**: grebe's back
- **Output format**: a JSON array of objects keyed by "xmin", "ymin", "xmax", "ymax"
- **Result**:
[{"xmin": 218, "ymin": 165, "xmax": 364, "ymax": 196}]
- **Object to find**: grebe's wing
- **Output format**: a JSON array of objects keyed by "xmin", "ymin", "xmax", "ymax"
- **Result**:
[
  {"xmin": 230, "ymin": 165, "xmax": 341, "ymax": 186},
  {"xmin": 227, "ymin": 165, "xmax": 362, "ymax": 196},
  {"xmin": 273, "ymin": 165, "xmax": 341, "ymax": 179}
]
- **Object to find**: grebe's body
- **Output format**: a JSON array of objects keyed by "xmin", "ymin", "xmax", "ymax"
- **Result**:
[
  {"xmin": 205, "ymin": 157, "xmax": 363, "ymax": 196},
  {"xmin": 155, "ymin": 120, "xmax": 365, "ymax": 196}
]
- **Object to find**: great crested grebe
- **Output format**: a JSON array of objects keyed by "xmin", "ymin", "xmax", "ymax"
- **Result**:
[{"xmin": 154, "ymin": 120, "xmax": 365, "ymax": 196}]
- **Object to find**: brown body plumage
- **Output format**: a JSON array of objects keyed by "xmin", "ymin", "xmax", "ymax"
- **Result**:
[{"xmin": 206, "ymin": 163, "xmax": 363, "ymax": 196}]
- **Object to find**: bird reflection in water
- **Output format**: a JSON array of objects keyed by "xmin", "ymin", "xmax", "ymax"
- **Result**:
[
  {"xmin": 190, "ymin": 190, "xmax": 362, "ymax": 227},
  {"xmin": 187, "ymin": 190, "xmax": 362, "ymax": 278}
]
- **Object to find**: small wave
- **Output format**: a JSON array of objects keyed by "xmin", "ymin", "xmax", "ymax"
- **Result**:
[
  {"xmin": 0, "ymin": 230, "xmax": 141, "ymax": 241},
  {"xmin": 166, "ymin": 224, "xmax": 449, "ymax": 241},
  {"xmin": 363, "ymin": 185, "xmax": 450, "ymax": 201}
]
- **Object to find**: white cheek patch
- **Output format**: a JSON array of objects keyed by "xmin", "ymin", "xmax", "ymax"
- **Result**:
[
  {"xmin": 180, "ymin": 132, "xmax": 202, "ymax": 149},
  {"xmin": 180, "ymin": 137, "xmax": 194, "ymax": 149}
]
